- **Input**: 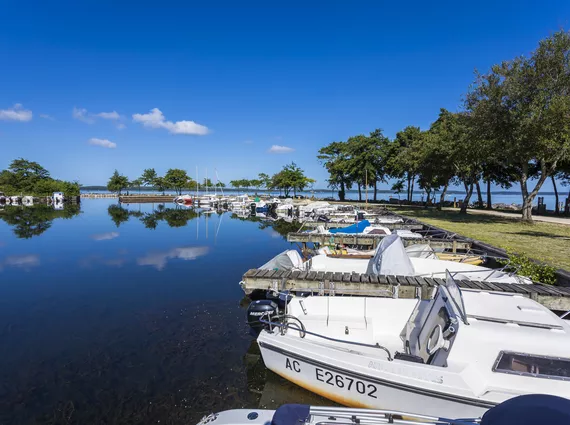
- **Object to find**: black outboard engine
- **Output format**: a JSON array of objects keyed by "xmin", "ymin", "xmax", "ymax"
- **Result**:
[
  {"xmin": 316, "ymin": 214, "xmax": 330, "ymax": 223},
  {"xmin": 356, "ymin": 211, "xmax": 365, "ymax": 221},
  {"xmin": 247, "ymin": 300, "xmax": 278, "ymax": 333}
]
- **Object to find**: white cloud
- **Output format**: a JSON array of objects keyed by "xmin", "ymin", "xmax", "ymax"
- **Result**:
[
  {"xmin": 0, "ymin": 104, "xmax": 32, "ymax": 122},
  {"xmin": 90, "ymin": 232, "xmax": 119, "ymax": 241},
  {"xmin": 137, "ymin": 246, "xmax": 209, "ymax": 271},
  {"xmin": 116, "ymin": 123, "xmax": 126, "ymax": 130},
  {"xmin": 132, "ymin": 108, "xmax": 209, "ymax": 135},
  {"xmin": 96, "ymin": 111, "xmax": 121, "ymax": 120},
  {"xmin": 268, "ymin": 144, "xmax": 295, "ymax": 154},
  {"xmin": 88, "ymin": 138, "xmax": 117, "ymax": 149},
  {"xmin": 73, "ymin": 107, "xmax": 95, "ymax": 124},
  {"xmin": 39, "ymin": 113, "xmax": 54, "ymax": 120}
]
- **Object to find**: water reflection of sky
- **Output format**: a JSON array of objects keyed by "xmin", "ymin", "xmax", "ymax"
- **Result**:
[{"xmin": 0, "ymin": 199, "xmax": 324, "ymax": 423}]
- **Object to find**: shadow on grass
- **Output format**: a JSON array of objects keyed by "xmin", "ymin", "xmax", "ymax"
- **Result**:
[
  {"xmin": 393, "ymin": 210, "xmax": 519, "ymax": 226},
  {"xmin": 506, "ymin": 231, "xmax": 570, "ymax": 240}
]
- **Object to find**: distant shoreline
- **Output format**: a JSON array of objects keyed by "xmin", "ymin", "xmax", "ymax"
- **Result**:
[{"xmin": 79, "ymin": 187, "xmax": 563, "ymax": 196}]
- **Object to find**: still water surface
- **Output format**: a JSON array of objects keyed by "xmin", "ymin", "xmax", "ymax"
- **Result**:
[{"xmin": 0, "ymin": 199, "xmax": 329, "ymax": 424}]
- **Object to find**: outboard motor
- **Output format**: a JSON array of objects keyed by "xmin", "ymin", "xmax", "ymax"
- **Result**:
[
  {"xmin": 247, "ymin": 300, "xmax": 278, "ymax": 333},
  {"xmin": 316, "ymin": 214, "xmax": 330, "ymax": 223},
  {"xmin": 356, "ymin": 211, "xmax": 365, "ymax": 221},
  {"xmin": 266, "ymin": 290, "xmax": 292, "ymax": 310}
]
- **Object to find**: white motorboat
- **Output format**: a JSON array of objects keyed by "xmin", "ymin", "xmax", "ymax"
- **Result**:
[
  {"xmin": 197, "ymin": 395, "xmax": 570, "ymax": 425},
  {"xmin": 174, "ymin": 194, "xmax": 193, "ymax": 206},
  {"xmin": 249, "ymin": 272, "xmax": 570, "ymax": 418},
  {"xmin": 307, "ymin": 234, "xmax": 530, "ymax": 284},
  {"xmin": 53, "ymin": 192, "xmax": 64, "ymax": 205},
  {"xmin": 22, "ymin": 196, "xmax": 36, "ymax": 206}
]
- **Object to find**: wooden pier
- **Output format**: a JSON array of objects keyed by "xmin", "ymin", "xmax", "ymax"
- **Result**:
[
  {"xmin": 240, "ymin": 269, "xmax": 570, "ymax": 311},
  {"xmin": 299, "ymin": 221, "xmax": 424, "ymax": 230},
  {"xmin": 119, "ymin": 195, "xmax": 175, "ymax": 203},
  {"xmin": 287, "ymin": 232, "xmax": 471, "ymax": 251}
]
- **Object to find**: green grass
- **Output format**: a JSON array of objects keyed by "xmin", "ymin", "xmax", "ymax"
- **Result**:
[{"xmin": 389, "ymin": 207, "xmax": 570, "ymax": 271}]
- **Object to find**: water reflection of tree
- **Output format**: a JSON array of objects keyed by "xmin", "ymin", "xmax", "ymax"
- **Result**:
[
  {"xmin": 108, "ymin": 204, "xmax": 199, "ymax": 229},
  {"xmin": 230, "ymin": 213, "xmax": 300, "ymax": 239},
  {"xmin": 0, "ymin": 204, "xmax": 81, "ymax": 239}
]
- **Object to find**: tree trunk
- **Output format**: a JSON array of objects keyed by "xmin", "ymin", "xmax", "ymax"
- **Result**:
[
  {"xmin": 424, "ymin": 188, "xmax": 431, "ymax": 208},
  {"xmin": 339, "ymin": 181, "xmax": 346, "ymax": 201},
  {"xmin": 475, "ymin": 181, "xmax": 483, "ymax": 208},
  {"xmin": 486, "ymin": 180, "xmax": 492, "ymax": 210},
  {"xmin": 438, "ymin": 183, "xmax": 448, "ymax": 211},
  {"xmin": 406, "ymin": 175, "xmax": 411, "ymax": 202},
  {"xmin": 460, "ymin": 181, "xmax": 473, "ymax": 214},
  {"xmin": 373, "ymin": 181, "xmax": 378, "ymax": 201},
  {"xmin": 410, "ymin": 177, "xmax": 415, "ymax": 203},
  {"xmin": 357, "ymin": 184, "xmax": 362, "ymax": 202},
  {"xmin": 520, "ymin": 161, "xmax": 551, "ymax": 222},
  {"xmin": 552, "ymin": 175, "xmax": 559, "ymax": 215}
]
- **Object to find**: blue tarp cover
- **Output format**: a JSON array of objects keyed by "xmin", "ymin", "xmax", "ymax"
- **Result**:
[
  {"xmin": 271, "ymin": 404, "xmax": 310, "ymax": 425},
  {"xmin": 329, "ymin": 220, "xmax": 370, "ymax": 234},
  {"xmin": 482, "ymin": 394, "xmax": 570, "ymax": 425}
]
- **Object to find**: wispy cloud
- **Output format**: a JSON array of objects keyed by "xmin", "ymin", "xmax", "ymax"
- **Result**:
[
  {"xmin": 39, "ymin": 113, "xmax": 55, "ymax": 120},
  {"xmin": 132, "ymin": 108, "xmax": 209, "ymax": 135},
  {"xmin": 73, "ymin": 107, "xmax": 95, "ymax": 124},
  {"xmin": 137, "ymin": 246, "xmax": 209, "ymax": 271},
  {"xmin": 88, "ymin": 138, "xmax": 117, "ymax": 149},
  {"xmin": 268, "ymin": 144, "xmax": 295, "ymax": 154},
  {"xmin": 96, "ymin": 111, "xmax": 121, "ymax": 120},
  {"xmin": 0, "ymin": 104, "xmax": 32, "ymax": 122},
  {"xmin": 74, "ymin": 107, "xmax": 124, "ymax": 128},
  {"xmin": 90, "ymin": 232, "xmax": 119, "ymax": 241}
]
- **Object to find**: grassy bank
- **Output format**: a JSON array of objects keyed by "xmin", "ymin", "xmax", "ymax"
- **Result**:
[{"xmin": 389, "ymin": 207, "xmax": 570, "ymax": 271}]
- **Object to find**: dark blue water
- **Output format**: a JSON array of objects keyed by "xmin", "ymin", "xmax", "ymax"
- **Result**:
[{"xmin": 0, "ymin": 199, "xmax": 327, "ymax": 424}]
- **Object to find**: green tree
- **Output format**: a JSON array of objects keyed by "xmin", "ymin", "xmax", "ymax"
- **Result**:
[
  {"xmin": 318, "ymin": 141, "xmax": 353, "ymax": 201},
  {"xmin": 107, "ymin": 170, "xmax": 129, "ymax": 195},
  {"xmin": 215, "ymin": 181, "xmax": 226, "ymax": 188},
  {"xmin": 165, "ymin": 168, "xmax": 189, "ymax": 195},
  {"xmin": 258, "ymin": 173, "xmax": 272, "ymax": 189},
  {"xmin": 467, "ymin": 30, "xmax": 570, "ymax": 221},
  {"xmin": 141, "ymin": 168, "xmax": 158, "ymax": 188},
  {"xmin": 271, "ymin": 163, "xmax": 313, "ymax": 197},
  {"xmin": 154, "ymin": 177, "xmax": 168, "ymax": 195},
  {"xmin": 388, "ymin": 126, "xmax": 424, "ymax": 202},
  {"xmin": 130, "ymin": 178, "xmax": 143, "ymax": 193}
]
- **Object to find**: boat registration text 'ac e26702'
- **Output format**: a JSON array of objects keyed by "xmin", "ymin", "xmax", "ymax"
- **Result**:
[{"xmin": 285, "ymin": 357, "xmax": 378, "ymax": 399}]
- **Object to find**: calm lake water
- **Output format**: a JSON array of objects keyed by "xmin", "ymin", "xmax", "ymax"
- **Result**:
[{"xmin": 0, "ymin": 199, "xmax": 329, "ymax": 424}]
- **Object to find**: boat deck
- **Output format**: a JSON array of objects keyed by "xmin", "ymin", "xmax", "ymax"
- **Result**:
[{"xmin": 240, "ymin": 268, "xmax": 570, "ymax": 311}]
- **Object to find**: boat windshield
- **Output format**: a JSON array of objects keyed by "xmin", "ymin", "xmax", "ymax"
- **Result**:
[
  {"xmin": 494, "ymin": 351, "xmax": 570, "ymax": 381},
  {"xmin": 442, "ymin": 271, "xmax": 468, "ymax": 325}
]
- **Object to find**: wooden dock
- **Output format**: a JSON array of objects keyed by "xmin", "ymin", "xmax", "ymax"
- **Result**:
[
  {"xmin": 287, "ymin": 232, "xmax": 471, "ymax": 250},
  {"xmin": 299, "ymin": 221, "xmax": 423, "ymax": 230},
  {"xmin": 119, "ymin": 195, "xmax": 175, "ymax": 203},
  {"xmin": 240, "ymin": 268, "xmax": 570, "ymax": 311}
]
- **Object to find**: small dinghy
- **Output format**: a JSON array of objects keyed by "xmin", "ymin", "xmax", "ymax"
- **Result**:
[
  {"xmin": 197, "ymin": 394, "xmax": 570, "ymax": 425},
  {"xmin": 248, "ymin": 273, "xmax": 570, "ymax": 418}
]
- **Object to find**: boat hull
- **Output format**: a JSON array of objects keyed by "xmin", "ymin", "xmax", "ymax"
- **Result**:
[{"xmin": 258, "ymin": 340, "xmax": 491, "ymax": 419}]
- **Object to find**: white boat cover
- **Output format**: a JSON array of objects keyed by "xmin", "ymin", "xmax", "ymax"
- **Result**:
[
  {"xmin": 259, "ymin": 250, "xmax": 303, "ymax": 271},
  {"xmin": 405, "ymin": 244, "xmax": 437, "ymax": 259},
  {"xmin": 396, "ymin": 229, "xmax": 423, "ymax": 239},
  {"xmin": 366, "ymin": 234, "xmax": 415, "ymax": 276}
]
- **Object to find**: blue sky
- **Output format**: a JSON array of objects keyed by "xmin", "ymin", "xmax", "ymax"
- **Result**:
[{"xmin": 1, "ymin": 0, "xmax": 569, "ymax": 190}]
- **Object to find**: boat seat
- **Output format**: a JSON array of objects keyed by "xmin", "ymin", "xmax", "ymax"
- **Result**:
[
  {"xmin": 366, "ymin": 298, "xmax": 419, "ymax": 352},
  {"xmin": 288, "ymin": 298, "xmax": 329, "ymax": 325},
  {"xmin": 328, "ymin": 297, "xmax": 367, "ymax": 330}
]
